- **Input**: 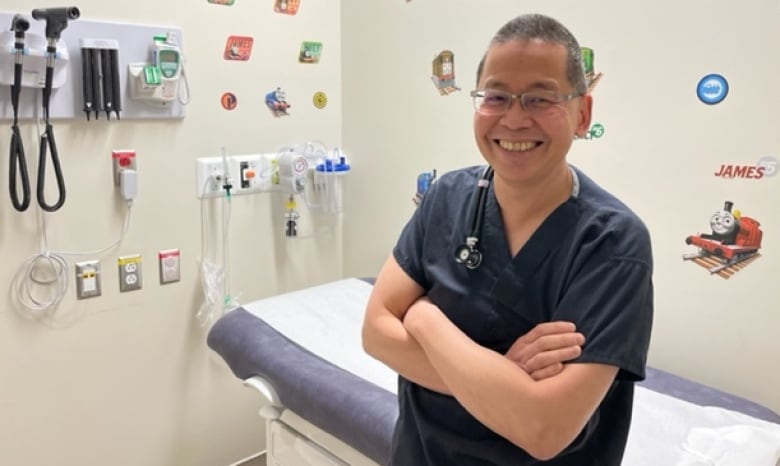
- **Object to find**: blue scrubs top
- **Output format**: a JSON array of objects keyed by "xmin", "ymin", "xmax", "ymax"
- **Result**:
[{"xmin": 390, "ymin": 165, "xmax": 654, "ymax": 466}]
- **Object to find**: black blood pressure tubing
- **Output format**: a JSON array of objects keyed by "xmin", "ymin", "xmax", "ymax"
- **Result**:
[
  {"xmin": 9, "ymin": 14, "xmax": 31, "ymax": 211},
  {"xmin": 31, "ymin": 6, "xmax": 80, "ymax": 212}
]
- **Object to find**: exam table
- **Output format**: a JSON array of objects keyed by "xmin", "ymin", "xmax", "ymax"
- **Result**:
[{"xmin": 207, "ymin": 278, "xmax": 780, "ymax": 466}]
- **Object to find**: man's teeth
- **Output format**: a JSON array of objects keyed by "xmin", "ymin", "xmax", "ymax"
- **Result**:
[{"xmin": 498, "ymin": 140, "xmax": 537, "ymax": 152}]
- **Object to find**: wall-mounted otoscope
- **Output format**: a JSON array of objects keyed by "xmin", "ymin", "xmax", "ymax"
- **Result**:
[
  {"xmin": 31, "ymin": 7, "xmax": 80, "ymax": 42},
  {"xmin": 9, "ymin": 14, "xmax": 31, "ymax": 212},
  {"xmin": 31, "ymin": 6, "xmax": 80, "ymax": 212}
]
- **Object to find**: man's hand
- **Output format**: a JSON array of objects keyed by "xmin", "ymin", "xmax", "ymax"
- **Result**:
[{"xmin": 505, "ymin": 322, "xmax": 585, "ymax": 381}]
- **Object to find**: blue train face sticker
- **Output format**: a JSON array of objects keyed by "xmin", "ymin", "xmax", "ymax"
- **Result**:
[{"xmin": 697, "ymin": 74, "xmax": 729, "ymax": 105}]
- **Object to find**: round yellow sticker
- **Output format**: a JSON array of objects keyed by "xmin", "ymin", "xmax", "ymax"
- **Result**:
[{"xmin": 312, "ymin": 91, "xmax": 328, "ymax": 109}]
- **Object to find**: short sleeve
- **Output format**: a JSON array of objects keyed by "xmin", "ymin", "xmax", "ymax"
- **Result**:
[
  {"xmin": 553, "ymin": 257, "xmax": 653, "ymax": 381},
  {"xmin": 392, "ymin": 187, "xmax": 434, "ymax": 290}
]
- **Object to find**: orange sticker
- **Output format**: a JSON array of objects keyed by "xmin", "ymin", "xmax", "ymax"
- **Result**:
[
  {"xmin": 221, "ymin": 92, "xmax": 237, "ymax": 110},
  {"xmin": 274, "ymin": 0, "xmax": 300, "ymax": 15},
  {"xmin": 224, "ymin": 36, "xmax": 254, "ymax": 61}
]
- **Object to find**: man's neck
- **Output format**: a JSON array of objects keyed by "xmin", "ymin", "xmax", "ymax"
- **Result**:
[{"xmin": 493, "ymin": 164, "xmax": 573, "ymax": 222}]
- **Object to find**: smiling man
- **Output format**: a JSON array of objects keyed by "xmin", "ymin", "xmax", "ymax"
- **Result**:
[{"xmin": 362, "ymin": 13, "xmax": 654, "ymax": 466}]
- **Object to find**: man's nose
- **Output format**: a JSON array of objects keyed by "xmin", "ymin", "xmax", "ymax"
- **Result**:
[{"xmin": 500, "ymin": 97, "xmax": 533, "ymax": 127}]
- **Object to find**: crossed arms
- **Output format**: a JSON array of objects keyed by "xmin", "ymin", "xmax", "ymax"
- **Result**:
[{"xmin": 361, "ymin": 255, "xmax": 618, "ymax": 461}]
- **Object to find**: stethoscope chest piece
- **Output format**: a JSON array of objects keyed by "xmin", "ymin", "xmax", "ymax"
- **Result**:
[{"xmin": 454, "ymin": 242, "xmax": 482, "ymax": 270}]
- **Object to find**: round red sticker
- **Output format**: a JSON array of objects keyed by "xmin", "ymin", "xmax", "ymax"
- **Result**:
[{"xmin": 221, "ymin": 92, "xmax": 237, "ymax": 110}]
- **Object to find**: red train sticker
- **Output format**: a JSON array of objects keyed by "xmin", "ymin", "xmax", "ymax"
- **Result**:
[{"xmin": 224, "ymin": 36, "xmax": 254, "ymax": 61}]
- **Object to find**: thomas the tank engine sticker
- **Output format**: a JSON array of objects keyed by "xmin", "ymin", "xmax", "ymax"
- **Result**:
[{"xmin": 682, "ymin": 201, "xmax": 763, "ymax": 279}]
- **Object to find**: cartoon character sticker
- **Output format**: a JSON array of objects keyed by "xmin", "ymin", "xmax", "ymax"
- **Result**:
[
  {"xmin": 299, "ymin": 41, "xmax": 323, "ymax": 63},
  {"xmin": 266, "ymin": 87, "xmax": 291, "ymax": 116},
  {"xmin": 580, "ymin": 47, "xmax": 603, "ymax": 92},
  {"xmin": 224, "ymin": 36, "xmax": 254, "ymax": 61},
  {"xmin": 431, "ymin": 50, "xmax": 460, "ymax": 95},
  {"xmin": 413, "ymin": 169, "xmax": 437, "ymax": 206},
  {"xmin": 274, "ymin": 0, "xmax": 300, "ymax": 15},
  {"xmin": 682, "ymin": 200, "xmax": 763, "ymax": 278}
]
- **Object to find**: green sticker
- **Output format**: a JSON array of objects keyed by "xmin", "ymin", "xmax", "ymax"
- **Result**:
[{"xmin": 299, "ymin": 42, "xmax": 323, "ymax": 63}]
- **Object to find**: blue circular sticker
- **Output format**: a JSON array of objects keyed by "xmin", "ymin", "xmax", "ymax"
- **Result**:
[{"xmin": 697, "ymin": 74, "xmax": 729, "ymax": 105}]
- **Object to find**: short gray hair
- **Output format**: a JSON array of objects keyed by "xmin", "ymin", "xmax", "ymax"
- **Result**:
[{"xmin": 476, "ymin": 14, "xmax": 587, "ymax": 95}]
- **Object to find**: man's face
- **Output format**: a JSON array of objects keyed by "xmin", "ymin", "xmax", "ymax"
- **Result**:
[{"xmin": 473, "ymin": 39, "xmax": 591, "ymax": 186}]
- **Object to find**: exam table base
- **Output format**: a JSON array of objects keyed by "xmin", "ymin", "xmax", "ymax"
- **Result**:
[{"xmin": 265, "ymin": 410, "xmax": 380, "ymax": 466}]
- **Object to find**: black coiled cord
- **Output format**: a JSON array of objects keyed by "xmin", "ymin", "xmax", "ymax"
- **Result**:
[
  {"xmin": 9, "ymin": 17, "xmax": 31, "ymax": 212},
  {"xmin": 37, "ymin": 46, "xmax": 66, "ymax": 212},
  {"xmin": 9, "ymin": 123, "xmax": 30, "ymax": 211}
]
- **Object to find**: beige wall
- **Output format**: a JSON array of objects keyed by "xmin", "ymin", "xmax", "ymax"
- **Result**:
[
  {"xmin": 342, "ymin": 0, "xmax": 780, "ymax": 414},
  {"xmin": 0, "ymin": 1, "xmax": 342, "ymax": 465}
]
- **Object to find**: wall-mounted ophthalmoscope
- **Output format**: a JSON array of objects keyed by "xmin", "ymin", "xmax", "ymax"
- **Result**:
[{"xmin": 9, "ymin": 14, "xmax": 31, "ymax": 211}]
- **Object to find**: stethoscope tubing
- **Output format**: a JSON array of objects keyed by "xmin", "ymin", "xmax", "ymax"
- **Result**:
[
  {"xmin": 469, "ymin": 166, "xmax": 494, "ymax": 242},
  {"xmin": 454, "ymin": 166, "xmax": 494, "ymax": 270}
]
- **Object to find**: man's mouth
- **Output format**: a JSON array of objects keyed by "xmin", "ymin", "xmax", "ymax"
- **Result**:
[{"xmin": 496, "ymin": 140, "xmax": 541, "ymax": 152}]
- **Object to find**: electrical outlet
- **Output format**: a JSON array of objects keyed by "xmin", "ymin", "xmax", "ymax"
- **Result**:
[
  {"xmin": 118, "ymin": 254, "xmax": 142, "ymax": 292},
  {"xmin": 75, "ymin": 260, "xmax": 101, "ymax": 299},
  {"xmin": 196, "ymin": 156, "xmax": 229, "ymax": 199},
  {"xmin": 112, "ymin": 150, "xmax": 137, "ymax": 186}
]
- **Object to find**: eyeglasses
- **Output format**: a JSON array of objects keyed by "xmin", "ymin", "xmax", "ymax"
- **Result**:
[{"xmin": 470, "ymin": 88, "xmax": 582, "ymax": 116}]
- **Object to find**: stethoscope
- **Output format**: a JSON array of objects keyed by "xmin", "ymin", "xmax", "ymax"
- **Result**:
[
  {"xmin": 453, "ymin": 165, "xmax": 580, "ymax": 270},
  {"xmin": 454, "ymin": 166, "xmax": 494, "ymax": 270}
]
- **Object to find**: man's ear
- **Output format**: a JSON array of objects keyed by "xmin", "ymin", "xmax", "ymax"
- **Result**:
[{"xmin": 574, "ymin": 94, "xmax": 593, "ymax": 137}]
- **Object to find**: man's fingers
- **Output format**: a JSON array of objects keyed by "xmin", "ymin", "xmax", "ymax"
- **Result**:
[
  {"xmin": 507, "ymin": 332, "xmax": 584, "ymax": 362},
  {"xmin": 533, "ymin": 332, "xmax": 585, "ymax": 352},
  {"xmin": 517, "ymin": 321, "xmax": 577, "ymax": 344},
  {"xmin": 522, "ymin": 345, "xmax": 583, "ymax": 373},
  {"xmin": 529, "ymin": 363, "xmax": 564, "ymax": 381}
]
